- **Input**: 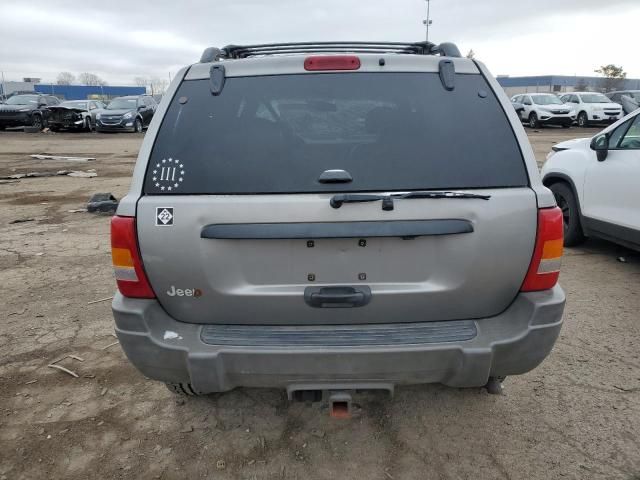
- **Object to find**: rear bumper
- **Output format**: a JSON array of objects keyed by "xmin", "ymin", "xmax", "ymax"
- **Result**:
[{"xmin": 112, "ymin": 286, "xmax": 565, "ymax": 393}]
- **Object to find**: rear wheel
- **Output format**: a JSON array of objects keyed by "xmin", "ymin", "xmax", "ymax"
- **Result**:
[
  {"xmin": 549, "ymin": 182, "xmax": 585, "ymax": 246},
  {"xmin": 528, "ymin": 112, "xmax": 539, "ymax": 128},
  {"xmin": 165, "ymin": 383, "xmax": 202, "ymax": 396},
  {"xmin": 577, "ymin": 112, "xmax": 589, "ymax": 128}
]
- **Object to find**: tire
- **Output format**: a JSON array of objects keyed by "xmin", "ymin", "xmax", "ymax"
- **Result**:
[
  {"xmin": 31, "ymin": 114, "xmax": 43, "ymax": 130},
  {"xmin": 528, "ymin": 112, "xmax": 539, "ymax": 129},
  {"xmin": 577, "ymin": 112, "xmax": 589, "ymax": 128},
  {"xmin": 50, "ymin": 126, "xmax": 60, "ymax": 132},
  {"xmin": 165, "ymin": 383, "xmax": 202, "ymax": 396},
  {"xmin": 85, "ymin": 117, "xmax": 92, "ymax": 132},
  {"xmin": 134, "ymin": 118, "xmax": 143, "ymax": 133},
  {"xmin": 549, "ymin": 182, "xmax": 585, "ymax": 247}
]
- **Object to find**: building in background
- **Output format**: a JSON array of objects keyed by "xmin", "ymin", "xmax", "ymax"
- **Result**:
[
  {"xmin": 0, "ymin": 79, "xmax": 144, "ymax": 101},
  {"xmin": 498, "ymin": 75, "xmax": 640, "ymax": 97}
]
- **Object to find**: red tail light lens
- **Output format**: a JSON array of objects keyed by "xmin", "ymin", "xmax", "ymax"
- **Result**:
[
  {"xmin": 304, "ymin": 55, "xmax": 361, "ymax": 71},
  {"xmin": 110, "ymin": 216, "xmax": 155, "ymax": 298},
  {"xmin": 521, "ymin": 207, "xmax": 564, "ymax": 292}
]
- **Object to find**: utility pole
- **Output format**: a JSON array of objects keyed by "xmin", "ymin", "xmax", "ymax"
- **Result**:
[{"xmin": 423, "ymin": 0, "xmax": 433, "ymax": 42}]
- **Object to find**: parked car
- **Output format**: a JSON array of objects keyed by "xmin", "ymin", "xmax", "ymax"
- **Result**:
[
  {"xmin": 511, "ymin": 93, "xmax": 575, "ymax": 128},
  {"xmin": 607, "ymin": 90, "xmax": 640, "ymax": 115},
  {"xmin": 110, "ymin": 41, "xmax": 565, "ymax": 405},
  {"xmin": 560, "ymin": 92, "xmax": 623, "ymax": 127},
  {"xmin": 542, "ymin": 109, "xmax": 640, "ymax": 250},
  {"xmin": 47, "ymin": 100, "xmax": 106, "ymax": 131},
  {"xmin": 96, "ymin": 95, "xmax": 156, "ymax": 133},
  {"xmin": 0, "ymin": 94, "xmax": 59, "ymax": 130}
]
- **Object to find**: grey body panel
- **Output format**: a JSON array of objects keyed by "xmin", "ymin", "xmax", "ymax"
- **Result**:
[
  {"xmin": 137, "ymin": 188, "xmax": 537, "ymax": 325},
  {"xmin": 112, "ymin": 286, "xmax": 565, "ymax": 393}
]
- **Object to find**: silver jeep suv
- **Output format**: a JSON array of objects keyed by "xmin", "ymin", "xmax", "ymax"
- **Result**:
[{"xmin": 111, "ymin": 41, "xmax": 565, "ymax": 404}]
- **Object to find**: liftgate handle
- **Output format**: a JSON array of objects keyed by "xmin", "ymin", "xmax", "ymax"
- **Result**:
[{"xmin": 304, "ymin": 286, "xmax": 372, "ymax": 308}]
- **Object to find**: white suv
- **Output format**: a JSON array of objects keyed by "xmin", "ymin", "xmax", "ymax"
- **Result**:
[
  {"xmin": 511, "ymin": 93, "xmax": 575, "ymax": 128},
  {"xmin": 560, "ymin": 92, "xmax": 623, "ymax": 128},
  {"xmin": 542, "ymin": 109, "xmax": 640, "ymax": 250}
]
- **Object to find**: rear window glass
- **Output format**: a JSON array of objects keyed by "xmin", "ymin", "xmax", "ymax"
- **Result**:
[{"xmin": 145, "ymin": 72, "xmax": 527, "ymax": 194}]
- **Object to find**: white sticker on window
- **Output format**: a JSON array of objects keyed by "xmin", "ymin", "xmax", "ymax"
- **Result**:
[{"xmin": 152, "ymin": 158, "xmax": 185, "ymax": 192}]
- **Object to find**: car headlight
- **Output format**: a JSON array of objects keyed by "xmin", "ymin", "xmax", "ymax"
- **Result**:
[
  {"xmin": 96, "ymin": 113, "xmax": 101, "ymax": 119},
  {"xmin": 123, "ymin": 112, "xmax": 133, "ymax": 119}
]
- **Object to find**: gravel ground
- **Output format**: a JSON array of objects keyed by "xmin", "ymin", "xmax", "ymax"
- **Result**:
[{"xmin": 0, "ymin": 128, "xmax": 638, "ymax": 480}]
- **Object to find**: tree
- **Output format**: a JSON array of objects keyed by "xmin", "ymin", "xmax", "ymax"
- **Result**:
[
  {"xmin": 148, "ymin": 77, "xmax": 168, "ymax": 95},
  {"xmin": 574, "ymin": 78, "xmax": 589, "ymax": 92},
  {"xmin": 594, "ymin": 64, "xmax": 626, "ymax": 92},
  {"xmin": 56, "ymin": 72, "xmax": 75, "ymax": 85},
  {"xmin": 465, "ymin": 49, "xmax": 475, "ymax": 59},
  {"xmin": 78, "ymin": 72, "xmax": 107, "ymax": 86}
]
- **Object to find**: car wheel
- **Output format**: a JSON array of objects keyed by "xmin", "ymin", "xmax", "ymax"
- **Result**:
[
  {"xmin": 577, "ymin": 112, "xmax": 589, "ymax": 128},
  {"xmin": 549, "ymin": 182, "xmax": 585, "ymax": 247},
  {"xmin": 528, "ymin": 112, "xmax": 539, "ymax": 129},
  {"xmin": 85, "ymin": 117, "xmax": 92, "ymax": 132},
  {"xmin": 134, "ymin": 118, "xmax": 143, "ymax": 133},
  {"xmin": 165, "ymin": 383, "xmax": 202, "ymax": 396},
  {"xmin": 31, "ymin": 114, "xmax": 43, "ymax": 130}
]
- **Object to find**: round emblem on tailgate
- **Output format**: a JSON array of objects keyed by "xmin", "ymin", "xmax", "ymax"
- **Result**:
[{"xmin": 152, "ymin": 158, "xmax": 185, "ymax": 191}]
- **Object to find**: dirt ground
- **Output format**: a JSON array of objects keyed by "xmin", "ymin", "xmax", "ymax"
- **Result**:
[{"xmin": 0, "ymin": 127, "xmax": 638, "ymax": 480}]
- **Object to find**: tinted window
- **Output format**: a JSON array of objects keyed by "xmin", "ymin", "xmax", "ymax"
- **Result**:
[
  {"xmin": 145, "ymin": 73, "xmax": 528, "ymax": 194},
  {"xmin": 618, "ymin": 115, "xmax": 640, "ymax": 149}
]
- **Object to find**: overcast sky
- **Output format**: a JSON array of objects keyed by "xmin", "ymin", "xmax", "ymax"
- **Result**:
[{"xmin": 1, "ymin": 0, "xmax": 638, "ymax": 86}]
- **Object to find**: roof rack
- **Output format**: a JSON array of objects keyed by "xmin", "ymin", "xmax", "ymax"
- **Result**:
[{"xmin": 199, "ymin": 41, "xmax": 461, "ymax": 62}]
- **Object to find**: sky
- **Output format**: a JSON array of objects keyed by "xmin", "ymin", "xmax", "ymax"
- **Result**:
[{"xmin": 0, "ymin": 0, "xmax": 638, "ymax": 86}]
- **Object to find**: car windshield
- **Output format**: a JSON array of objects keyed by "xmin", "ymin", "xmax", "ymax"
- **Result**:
[
  {"xmin": 107, "ymin": 98, "xmax": 137, "ymax": 110},
  {"xmin": 580, "ymin": 93, "xmax": 610, "ymax": 103},
  {"xmin": 5, "ymin": 95, "xmax": 39, "ymax": 105},
  {"xmin": 61, "ymin": 101, "xmax": 87, "ymax": 109},
  {"xmin": 531, "ymin": 95, "xmax": 563, "ymax": 105}
]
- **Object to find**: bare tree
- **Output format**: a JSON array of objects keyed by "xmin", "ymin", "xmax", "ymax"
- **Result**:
[
  {"xmin": 78, "ymin": 72, "xmax": 107, "ymax": 87},
  {"xmin": 149, "ymin": 77, "xmax": 168, "ymax": 95},
  {"xmin": 134, "ymin": 76, "xmax": 149, "ymax": 92},
  {"xmin": 574, "ymin": 78, "xmax": 589, "ymax": 91},
  {"xmin": 56, "ymin": 72, "xmax": 75, "ymax": 85},
  {"xmin": 594, "ymin": 64, "xmax": 626, "ymax": 92}
]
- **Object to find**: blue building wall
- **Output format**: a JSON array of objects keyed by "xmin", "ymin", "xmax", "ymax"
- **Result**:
[{"xmin": 34, "ymin": 84, "xmax": 145, "ymax": 100}]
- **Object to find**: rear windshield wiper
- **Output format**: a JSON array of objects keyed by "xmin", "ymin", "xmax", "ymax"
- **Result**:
[{"xmin": 330, "ymin": 191, "xmax": 491, "ymax": 211}]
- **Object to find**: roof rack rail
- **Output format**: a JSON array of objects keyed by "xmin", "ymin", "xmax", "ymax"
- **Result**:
[{"xmin": 199, "ymin": 41, "xmax": 462, "ymax": 62}]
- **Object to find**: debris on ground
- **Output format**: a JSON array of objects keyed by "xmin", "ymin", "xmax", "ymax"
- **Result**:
[
  {"xmin": 87, "ymin": 193, "xmax": 118, "ymax": 214},
  {"xmin": 47, "ymin": 364, "xmax": 79, "ymax": 378},
  {"xmin": 9, "ymin": 218, "xmax": 35, "ymax": 224},
  {"xmin": 67, "ymin": 171, "xmax": 97, "ymax": 178},
  {"xmin": 0, "ymin": 170, "xmax": 97, "ymax": 180},
  {"xmin": 617, "ymin": 257, "xmax": 626, "ymax": 263},
  {"xmin": 30, "ymin": 154, "xmax": 96, "ymax": 162},
  {"xmin": 87, "ymin": 296, "xmax": 114, "ymax": 305},
  {"xmin": 102, "ymin": 341, "xmax": 119, "ymax": 350}
]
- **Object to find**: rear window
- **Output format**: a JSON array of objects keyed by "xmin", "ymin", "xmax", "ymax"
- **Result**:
[{"xmin": 145, "ymin": 72, "xmax": 527, "ymax": 194}]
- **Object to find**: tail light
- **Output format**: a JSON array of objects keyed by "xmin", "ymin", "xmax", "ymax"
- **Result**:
[
  {"xmin": 304, "ymin": 55, "xmax": 361, "ymax": 71},
  {"xmin": 110, "ymin": 216, "xmax": 155, "ymax": 298},
  {"xmin": 521, "ymin": 207, "xmax": 564, "ymax": 292}
]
